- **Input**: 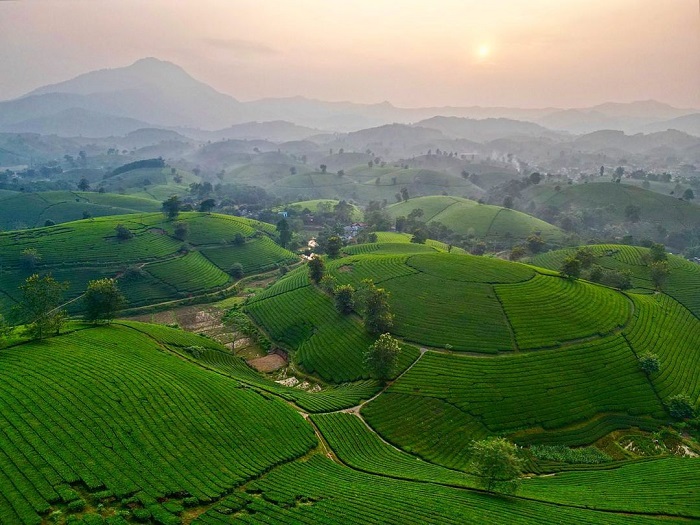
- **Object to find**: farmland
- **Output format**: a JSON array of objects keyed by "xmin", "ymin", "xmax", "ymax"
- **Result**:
[
  {"xmin": 0, "ymin": 212, "xmax": 297, "ymax": 311},
  {"xmin": 387, "ymin": 195, "xmax": 565, "ymax": 243},
  {"xmin": 1, "ymin": 224, "xmax": 699, "ymax": 523}
]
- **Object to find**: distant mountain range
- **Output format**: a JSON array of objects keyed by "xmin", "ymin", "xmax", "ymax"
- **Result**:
[{"xmin": 1, "ymin": 57, "xmax": 698, "ymax": 139}]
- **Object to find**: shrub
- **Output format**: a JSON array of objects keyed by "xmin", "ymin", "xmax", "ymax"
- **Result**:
[
  {"xmin": 666, "ymin": 394, "xmax": 696, "ymax": 419},
  {"xmin": 638, "ymin": 352, "xmax": 660, "ymax": 375},
  {"xmin": 67, "ymin": 499, "xmax": 86, "ymax": 512},
  {"xmin": 229, "ymin": 263, "xmax": 244, "ymax": 279}
]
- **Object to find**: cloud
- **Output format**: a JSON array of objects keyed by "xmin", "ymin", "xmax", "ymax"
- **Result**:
[{"xmin": 201, "ymin": 37, "xmax": 278, "ymax": 57}]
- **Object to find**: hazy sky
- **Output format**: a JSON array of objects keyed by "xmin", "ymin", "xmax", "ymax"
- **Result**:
[{"xmin": 1, "ymin": 0, "xmax": 698, "ymax": 108}]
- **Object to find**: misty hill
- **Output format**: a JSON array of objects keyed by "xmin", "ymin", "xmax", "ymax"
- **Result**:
[
  {"xmin": 3, "ymin": 58, "xmax": 698, "ymax": 139},
  {"xmin": 416, "ymin": 116, "xmax": 560, "ymax": 142},
  {"xmin": 3, "ymin": 107, "xmax": 152, "ymax": 137},
  {"xmin": 641, "ymin": 113, "xmax": 700, "ymax": 137},
  {"xmin": 182, "ymin": 120, "xmax": 322, "ymax": 143}
]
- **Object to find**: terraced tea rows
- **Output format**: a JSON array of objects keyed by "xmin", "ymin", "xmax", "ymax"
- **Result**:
[
  {"xmin": 363, "ymin": 338, "xmax": 665, "ymax": 469},
  {"xmin": 0, "ymin": 212, "xmax": 296, "ymax": 309},
  {"xmin": 194, "ymin": 455, "xmax": 668, "ymax": 524},
  {"xmin": 496, "ymin": 274, "xmax": 632, "ymax": 349},
  {"xmin": 0, "ymin": 326, "xmax": 316, "ymax": 525}
]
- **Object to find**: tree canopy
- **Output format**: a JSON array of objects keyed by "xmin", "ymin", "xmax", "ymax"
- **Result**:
[
  {"xmin": 470, "ymin": 437, "xmax": 524, "ymax": 494},
  {"xmin": 83, "ymin": 278, "xmax": 126, "ymax": 324},
  {"xmin": 17, "ymin": 273, "xmax": 69, "ymax": 339},
  {"xmin": 365, "ymin": 333, "xmax": 401, "ymax": 380}
]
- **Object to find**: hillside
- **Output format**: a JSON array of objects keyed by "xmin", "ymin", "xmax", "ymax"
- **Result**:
[
  {"xmin": 524, "ymin": 182, "xmax": 700, "ymax": 233},
  {"xmin": 0, "ymin": 212, "xmax": 296, "ymax": 312},
  {"xmin": 387, "ymin": 195, "xmax": 565, "ymax": 243},
  {"xmin": 3, "ymin": 323, "xmax": 697, "ymax": 524},
  {"xmin": 0, "ymin": 190, "xmax": 160, "ymax": 230}
]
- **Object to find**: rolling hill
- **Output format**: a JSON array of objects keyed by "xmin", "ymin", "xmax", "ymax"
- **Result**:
[
  {"xmin": 0, "ymin": 212, "xmax": 296, "ymax": 313},
  {"xmin": 387, "ymin": 195, "xmax": 565, "ymax": 243},
  {"xmin": 0, "ymin": 190, "xmax": 161, "ymax": 230}
]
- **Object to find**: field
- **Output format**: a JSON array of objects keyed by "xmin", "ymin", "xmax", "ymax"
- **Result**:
[
  {"xmin": 0, "ymin": 190, "xmax": 160, "ymax": 230},
  {"xmin": 386, "ymin": 195, "xmax": 565, "ymax": 243},
  {"xmin": 0, "ymin": 212, "xmax": 296, "ymax": 312},
  {"xmin": 523, "ymin": 182, "xmax": 700, "ymax": 233},
  {"xmin": 1, "ymin": 219, "xmax": 699, "ymax": 524}
]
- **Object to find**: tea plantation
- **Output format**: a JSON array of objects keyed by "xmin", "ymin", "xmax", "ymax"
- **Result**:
[
  {"xmin": 0, "ymin": 231, "xmax": 699, "ymax": 523},
  {"xmin": 0, "ymin": 212, "xmax": 296, "ymax": 311}
]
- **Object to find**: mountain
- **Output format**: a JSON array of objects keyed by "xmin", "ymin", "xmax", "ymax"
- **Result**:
[
  {"xmin": 3, "ymin": 107, "xmax": 152, "ymax": 137},
  {"xmin": 180, "ymin": 120, "xmax": 322, "ymax": 142},
  {"xmin": 415, "ymin": 116, "xmax": 561, "ymax": 142},
  {"xmin": 640, "ymin": 113, "xmax": 700, "ymax": 137},
  {"xmin": 2, "ymin": 57, "xmax": 698, "ymax": 138}
]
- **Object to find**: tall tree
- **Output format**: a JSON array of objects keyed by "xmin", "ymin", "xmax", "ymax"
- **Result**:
[
  {"xmin": 162, "ymin": 195, "xmax": 181, "ymax": 220},
  {"xmin": 83, "ymin": 278, "xmax": 126, "ymax": 323},
  {"xmin": 334, "ymin": 284, "xmax": 355, "ymax": 315},
  {"xmin": 358, "ymin": 279, "xmax": 393, "ymax": 334},
  {"xmin": 17, "ymin": 274, "xmax": 69, "ymax": 339},
  {"xmin": 325, "ymin": 235, "xmax": 342, "ymax": 258},
  {"xmin": 308, "ymin": 255, "xmax": 325, "ymax": 284},
  {"xmin": 365, "ymin": 333, "xmax": 401, "ymax": 381},
  {"xmin": 277, "ymin": 219, "xmax": 292, "ymax": 248},
  {"xmin": 470, "ymin": 437, "xmax": 524, "ymax": 494}
]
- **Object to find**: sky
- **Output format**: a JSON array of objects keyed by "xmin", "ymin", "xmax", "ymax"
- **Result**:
[{"xmin": 0, "ymin": 0, "xmax": 698, "ymax": 108}]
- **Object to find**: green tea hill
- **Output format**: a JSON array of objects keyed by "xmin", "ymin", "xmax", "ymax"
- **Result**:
[
  {"xmin": 386, "ymin": 195, "xmax": 565, "ymax": 243},
  {"xmin": 0, "ymin": 212, "xmax": 296, "ymax": 312},
  {"xmin": 0, "ymin": 191, "xmax": 160, "ymax": 231}
]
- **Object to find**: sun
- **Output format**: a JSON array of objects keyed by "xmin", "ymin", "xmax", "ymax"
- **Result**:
[{"xmin": 477, "ymin": 44, "xmax": 491, "ymax": 60}]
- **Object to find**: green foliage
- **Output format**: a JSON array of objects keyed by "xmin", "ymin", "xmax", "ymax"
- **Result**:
[
  {"xmin": 83, "ymin": 278, "xmax": 126, "ymax": 323},
  {"xmin": 319, "ymin": 274, "xmax": 337, "ymax": 294},
  {"xmin": 529, "ymin": 445, "xmax": 611, "ymax": 464},
  {"xmin": 229, "ymin": 262, "xmax": 244, "ymax": 279},
  {"xmin": 666, "ymin": 394, "xmax": 695, "ymax": 419},
  {"xmin": 20, "ymin": 247, "xmax": 42, "ymax": 273},
  {"xmin": 410, "ymin": 228, "xmax": 428, "ymax": 244},
  {"xmin": 650, "ymin": 260, "xmax": 670, "ymax": 289},
  {"xmin": 638, "ymin": 352, "xmax": 660, "ymax": 375},
  {"xmin": 307, "ymin": 255, "xmax": 325, "ymax": 284},
  {"xmin": 114, "ymin": 223, "xmax": 133, "ymax": 240},
  {"xmin": 325, "ymin": 235, "xmax": 342, "ymax": 258},
  {"xmin": 334, "ymin": 284, "xmax": 355, "ymax": 314},
  {"xmin": 173, "ymin": 221, "xmax": 189, "ymax": 241},
  {"xmin": 161, "ymin": 195, "xmax": 181, "ymax": 220},
  {"xmin": 470, "ymin": 437, "xmax": 523, "ymax": 494},
  {"xmin": 358, "ymin": 279, "xmax": 393, "ymax": 334},
  {"xmin": 365, "ymin": 333, "xmax": 401, "ymax": 380},
  {"xmin": 276, "ymin": 218, "xmax": 292, "ymax": 248},
  {"xmin": 17, "ymin": 273, "xmax": 69, "ymax": 339},
  {"xmin": 560, "ymin": 255, "xmax": 581, "ymax": 278}
]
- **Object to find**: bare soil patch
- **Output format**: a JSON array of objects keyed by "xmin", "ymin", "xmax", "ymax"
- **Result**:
[{"xmin": 248, "ymin": 354, "xmax": 287, "ymax": 373}]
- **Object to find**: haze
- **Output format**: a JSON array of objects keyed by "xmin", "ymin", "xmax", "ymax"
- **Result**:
[{"xmin": 1, "ymin": 0, "xmax": 698, "ymax": 108}]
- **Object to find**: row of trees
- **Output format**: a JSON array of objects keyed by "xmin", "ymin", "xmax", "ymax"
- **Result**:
[{"xmin": 1, "ymin": 275, "xmax": 126, "ymax": 344}]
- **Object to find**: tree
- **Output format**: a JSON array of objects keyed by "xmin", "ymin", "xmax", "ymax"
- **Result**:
[
  {"xmin": 358, "ymin": 279, "xmax": 393, "ymax": 334},
  {"xmin": 526, "ymin": 234, "xmax": 545, "ymax": 254},
  {"xmin": 365, "ymin": 333, "xmax": 401, "ymax": 380},
  {"xmin": 683, "ymin": 188, "xmax": 694, "ymax": 201},
  {"xmin": 560, "ymin": 256, "xmax": 582, "ymax": 279},
  {"xmin": 400, "ymin": 187, "xmax": 409, "ymax": 202},
  {"xmin": 173, "ymin": 222, "xmax": 189, "ymax": 241},
  {"xmin": 648, "ymin": 243, "xmax": 667, "ymax": 263},
  {"xmin": 638, "ymin": 352, "xmax": 660, "ymax": 375},
  {"xmin": 509, "ymin": 246, "xmax": 526, "ymax": 261},
  {"xmin": 0, "ymin": 314, "xmax": 12, "ymax": 347},
  {"xmin": 529, "ymin": 172, "xmax": 541, "ymax": 185},
  {"xmin": 229, "ymin": 263, "xmax": 244, "ymax": 279},
  {"xmin": 325, "ymin": 235, "xmax": 342, "ymax": 258},
  {"xmin": 624, "ymin": 204, "xmax": 641, "ymax": 223},
  {"xmin": 410, "ymin": 228, "xmax": 428, "ymax": 244},
  {"xmin": 276, "ymin": 219, "xmax": 292, "ymax": 248},
  {"xmin": 233, "ymin": 233, "xmax": 246, "ymax": 246},
  {"xmin": 199, "ymin": 198, "xmax": 216, "ymax": 213},
  {"xmin": 83, "ymin": 278, "xmax": 125, "ymax": 323},
  {"xmin": 20, "ymin": 248, "xmax": 41, "ymax": 272},
  {"xmin": 115, "ymin": 224, "xmax": 133, "ymax": 240},
  {"xmin": 650, "ymin": 260, "xmax": 670, "ymax": 290},
  {"xmin": 77, "ymin": 177, "xmax": 90, "ymax": 191},
  {"xmin": 17, "ymin": 273, "xmax": 69, "ymax": 339},
  {"xmin": 470, "ymin": 437, "xmax": 523, "ymax": 494},
  {"xmin": 320, "ymin": 164, "xmax": 327, "ymax": 174},
  {"xmin": 308, "ymin": 255, "xmax": 325, "ymax": 284},
  {"xmin": 666, "ymin": 394, "xmax": 695, "ymax": 420},
  {"xmin": 334, "ymin": 284, "xmax": 355, "ymax": 314},
  {"xmin": 503, "ymin": 196, "xmax": 514, "ymax": 209},
  {"xmin": 162, "ymin": 195, "xmax": 181, "ymax": 220}
]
